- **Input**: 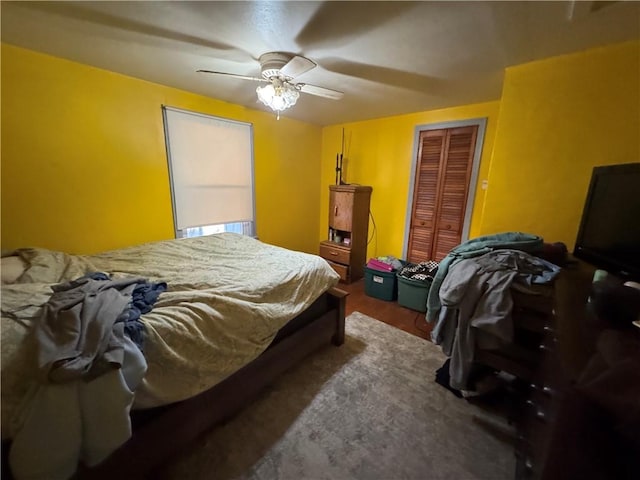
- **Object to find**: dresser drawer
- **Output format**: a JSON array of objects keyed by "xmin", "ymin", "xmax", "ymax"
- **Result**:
[
  {"xmin": 326, "ymin": 260, "xmax": 350, "ymax": 282},
  {"xmin": 319, "ymin": 242, "xmax": 350, "ymax": 265}
]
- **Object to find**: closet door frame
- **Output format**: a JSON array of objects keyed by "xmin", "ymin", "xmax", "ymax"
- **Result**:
[{"xmin": 402, "ymin": 118, "xmax": 487, "ymax": 260}]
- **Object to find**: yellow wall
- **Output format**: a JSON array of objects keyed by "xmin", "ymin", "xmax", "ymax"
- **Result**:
[
  {"xmin": 320, "ymin": 102, "xmax": 501, "ymax": 260},
  {"xmin": 480, "ymin": 40, "xmax": 640, "ymax": 247},
  {"xmin": 1, "ymin": 44, "xmax": 322, "ymax": 254},
  {"xmin": 4, "ymin": 40, "xmax": 637, "ymax": 258},
  {"xmin": 319, "ymin": 40, "xmax": 640, "ymax": 261}
]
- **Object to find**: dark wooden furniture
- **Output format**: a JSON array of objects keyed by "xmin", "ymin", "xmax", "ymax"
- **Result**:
[
  {"xmin": 466, "ymin": 256, "xmax": 640, "ymax": 479},
  {"xmin": 320, "ymin": 185, "xmax": 372, "ymax": 283},
  {"xmin": 513, "ymin": 261, "xmax": 640, "ymax": 480},
  {"xmin": 474, "ymin": 285, "xmax": 556, "ymax": 385}
]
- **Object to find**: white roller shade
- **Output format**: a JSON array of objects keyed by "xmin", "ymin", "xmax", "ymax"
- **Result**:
[{"xmin": 162, "ymin": 106, "xmax": 254, "ymax": 231}]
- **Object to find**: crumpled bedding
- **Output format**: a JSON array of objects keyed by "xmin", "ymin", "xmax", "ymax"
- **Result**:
[
  {"xmin": 432, "ymin": 249, "xmax": 560, "ymax": 390},
  {"xmin": 1, "ymin": 233, "xmax": 339, "ymax": 439}
]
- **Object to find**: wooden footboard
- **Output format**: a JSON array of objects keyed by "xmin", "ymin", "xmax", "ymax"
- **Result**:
[
  {"xmin": 328, "ymin": 286, "xmax": 348, "ymax": 346},
  {"xmin": 76, "ymin": 287, "xmax": 348, "ymax": 479}
]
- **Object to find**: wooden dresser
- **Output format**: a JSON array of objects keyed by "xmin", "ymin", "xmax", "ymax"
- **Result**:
[
  {"xmin": 513, "ymin": 260, "xmax": 640, "ymax": 480},
  {"xmin": 319, "ymin": 185, "xmax": 372, "ymax": 283}
]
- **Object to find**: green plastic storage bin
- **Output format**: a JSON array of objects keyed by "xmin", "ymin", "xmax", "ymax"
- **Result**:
[
  {"xmin": 397, "ymin": 275, "xmax": 432, "ymax": 312},
  {"xmin": 364, "ymin": 266, "xmax": 398, "ymax": 301}
]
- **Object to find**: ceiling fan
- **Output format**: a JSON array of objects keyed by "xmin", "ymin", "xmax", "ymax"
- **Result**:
[{"xmin": 198, "ymin": 52, "xmax": 344, "ymax": 118}]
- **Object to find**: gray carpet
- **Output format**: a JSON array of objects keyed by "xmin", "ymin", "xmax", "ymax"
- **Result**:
[{"xmin": 161, "ymin": 312, "xmax": 516, "ymax": 480}]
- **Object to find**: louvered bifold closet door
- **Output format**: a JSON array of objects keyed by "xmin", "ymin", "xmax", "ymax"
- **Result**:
[
  {"xmin": 431, "ymin": 126, "xmax": 477, "ymax": 261},
  {"xmin": 407, "ymin": 129, "xmax": 446, "ymax": 263},
  {"xmin": 407, "ymin": 125, "xmax": 477, "ymax": 263}
]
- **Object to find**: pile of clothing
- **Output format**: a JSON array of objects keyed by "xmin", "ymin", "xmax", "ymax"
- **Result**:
[
  {"xmin": 398, "ymin": 260, "xmax": 439, "ymax": 282},
  {"xmin": 426, "ymin": 232, "xmax": 564, "ymax": 392},
  {"xmin": 9, "ymin": 272, "xmax": 166, "ymax": 480}
]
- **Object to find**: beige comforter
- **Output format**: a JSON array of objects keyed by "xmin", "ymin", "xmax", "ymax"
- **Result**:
[{"xmin": 1, "ymin": 233, "xmax": 339, "ymax": 438}]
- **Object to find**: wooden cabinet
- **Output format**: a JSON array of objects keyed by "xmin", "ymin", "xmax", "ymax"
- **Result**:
[{"xmin": 320, "ymin": 185, "xmax": 372, "ymax": 283}]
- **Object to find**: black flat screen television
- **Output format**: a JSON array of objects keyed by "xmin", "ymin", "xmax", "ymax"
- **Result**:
[{"xmin": 573, "ymin": 162, "xmax": 640, "ymax": 282}]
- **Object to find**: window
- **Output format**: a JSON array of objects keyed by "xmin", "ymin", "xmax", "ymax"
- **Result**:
[
  {"xmin": 179, "ymin": 222, "xmax": 253, "ymax": 239},
  {"xmin": 162, "ymin": 106, "xmax": 256, "ymax": 238}
]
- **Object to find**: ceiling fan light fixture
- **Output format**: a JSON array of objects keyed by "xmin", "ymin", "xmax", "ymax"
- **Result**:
[
  {"xmin": 256, "ymin": 79, "xmax": 299, "ymax": 113},
  {"xmin": 199, "ymin": 52, "xmax": 341, "ymax": 119}
]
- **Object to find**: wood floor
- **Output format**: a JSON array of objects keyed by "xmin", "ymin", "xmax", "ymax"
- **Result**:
[{"xmin": 339, "ymin": 278, "xmax": 433, "ymax": 341}]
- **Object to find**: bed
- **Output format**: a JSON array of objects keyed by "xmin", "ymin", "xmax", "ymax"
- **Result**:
[{"xmin": 1, "ymin": 233, "xmax": 347, "ymax": 479}]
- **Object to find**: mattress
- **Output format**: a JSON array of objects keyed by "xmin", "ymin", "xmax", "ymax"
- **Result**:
[{"xmin": 1, "ymin": 233, "xmax": 340, "ymax": 439}]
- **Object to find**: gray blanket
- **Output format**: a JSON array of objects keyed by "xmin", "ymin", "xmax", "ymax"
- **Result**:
[{"xmin": 432, "ymin": 249, "xmax": 560, "ymax": 390}]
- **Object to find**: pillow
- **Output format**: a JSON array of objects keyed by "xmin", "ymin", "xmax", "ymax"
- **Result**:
[{"xmin": 1, "ymin": 255, "xmax": 27, "ymax": 284}]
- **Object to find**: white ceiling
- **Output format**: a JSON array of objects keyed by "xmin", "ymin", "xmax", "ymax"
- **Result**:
[{"xmin": 2, "ymin": 1, "xmax": 639, "ymax": 126}]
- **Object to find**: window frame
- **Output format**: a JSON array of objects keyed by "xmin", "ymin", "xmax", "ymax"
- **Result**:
[{"xmin": 161, "ymin": 105, "xmax": 257, "ymax": 239}]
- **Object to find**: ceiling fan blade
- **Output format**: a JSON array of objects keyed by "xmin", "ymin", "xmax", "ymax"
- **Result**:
[
  {"xmin": 279, "ymin": 55, "xmax": 317, "ymax": 79},
  {"xmin": 319, "ymin": 57, "xmax": 445, "ymax": 94},
  {"xmin": 298, "ymin": 83, "xmax": 344, "ymax": 100},
  {"xmin": 197, "ymin": 70, "xmax": 268, "ymax": 83}
]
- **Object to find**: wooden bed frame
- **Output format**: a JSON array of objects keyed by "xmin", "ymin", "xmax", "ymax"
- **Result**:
[{"xmin": 69, "ymin": 286, "xmax": 348, "ymax": 480}]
